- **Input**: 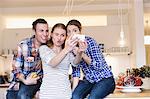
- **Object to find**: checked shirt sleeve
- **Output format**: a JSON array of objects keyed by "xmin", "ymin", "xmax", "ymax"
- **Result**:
[
  {"xmin": 87, "ymin": 38, "xmax": 108, "ymax": 71},
  {"xmin": 72, "ymin": 66, "xmax": 80, "ymax": 77},
  {"xmin": 12, "ymin": 44, "xmax": 24, "ymax": 80}
]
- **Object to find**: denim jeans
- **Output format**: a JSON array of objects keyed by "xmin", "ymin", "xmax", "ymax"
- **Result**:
[
  {"xmin": 6, "ymin": 90, "xmax": 18, "ymax": 99},
  {"xmin": 17, "ymin": 81, "xmax": 41, "ymax": 99},
  {"xmin": 6, "ymin": 81, "xmax": 41, "ymax": 99},
  {"xmin": 72, "ymin": 76, "xmax": 115, "ymax": 99}
]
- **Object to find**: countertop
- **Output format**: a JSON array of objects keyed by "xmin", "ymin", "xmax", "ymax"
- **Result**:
[
  {"xmin": 1, "ymin": 84, "xmax": 150, "ymax": 99},
  {"xmin": 107, "ymin": 88, "xmax": 150, "ymax": 98}
]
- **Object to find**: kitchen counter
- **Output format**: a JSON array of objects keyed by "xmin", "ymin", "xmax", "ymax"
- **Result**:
[
  {"xmin": 1, "ymin": 85, "xmax": 150, "ymax": 99},
  {"xmin": 107, "ymin": 88, "xmax": 150, "ymax": 98}
]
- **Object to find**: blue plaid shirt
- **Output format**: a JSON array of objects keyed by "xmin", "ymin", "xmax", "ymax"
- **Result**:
[
  {"xmin": 8, "ymin": 35, "xmax": 43, "ymax": 90},
  {"xmin": 13, "ymin": 35, "xmax": 43, "ymax": 79},
  {"xmin": 72, "ymin": 36, "xmax": 113, "ymax": 83}
]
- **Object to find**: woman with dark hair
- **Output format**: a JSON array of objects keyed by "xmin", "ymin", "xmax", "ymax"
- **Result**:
[
  {"xmin": 39, "ymin": 23, "xmax": 85, "ymax": 99},
  {"xmin": 66, "ymin": 19, "xmax": 115, "ymax": 99}
]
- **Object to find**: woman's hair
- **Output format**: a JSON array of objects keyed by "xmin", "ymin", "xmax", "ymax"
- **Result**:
[
  {"xmin": 47, "ymin": 23, "xmax": 67, "ymax": 49},
  {"xmin": 66, "ymin": 19, "xmax": 82, "ymax": 31}
]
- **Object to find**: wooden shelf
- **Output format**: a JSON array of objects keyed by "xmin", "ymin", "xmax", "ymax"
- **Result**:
[
  {"xmin": 102, "ymin": 47, "xmax": 132, "ymax": 56},
  {"xmin": 103, "ymin": 52, "xmax": 131, "ymax": 56}
]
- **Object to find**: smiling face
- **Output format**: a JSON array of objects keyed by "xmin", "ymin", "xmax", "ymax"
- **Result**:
[
  {"xmin": 67, "ymin": 25, "xmax": 81, "ymax": 37},
  {"xmin": 51, "ymin": 27, "xmax": 67, "ymax": 47},
  {"xmin": 35, "ymin": 23, "xmax": 49, "ymax": 44}
]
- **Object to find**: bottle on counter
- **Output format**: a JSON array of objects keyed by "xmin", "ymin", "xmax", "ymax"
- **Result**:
[{"xmin": 124, "ymin": 68, "xmax": 136, "ymax": 87}]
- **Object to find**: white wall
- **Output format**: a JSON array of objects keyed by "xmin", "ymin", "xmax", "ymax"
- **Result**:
[
  {"xmin": 83, "ymin": 16, "xmax": 130, "ymax": 49},
  {"xmin": 0, "ymin": 55, "xmax": 13, "ymax": 75},
  {"xmin": 0, "ymin": 10, "xmax": 5, "ymax": 75},
  {"xmin": 0, "ymin": 10, "xmax": 4, "ymax": 53},
  {"xmin": 129, "ymin": 0, "xmax": 146, "ymax": 68},
  {"xmin": 2, "ymin": 28, "xmax": 32, "ymax": 50},
  {"xmin": 105, "ymin": 55, "xmax": 131, "ymax": 78},
  {"xmin": 0, "ymin": 57, "xmax": 5, "ymax": 75}
]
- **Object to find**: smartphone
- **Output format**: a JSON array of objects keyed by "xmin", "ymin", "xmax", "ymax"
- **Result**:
[{"xmin": 73, "ymin": 34, "xmax": 85, "ymax": 41}]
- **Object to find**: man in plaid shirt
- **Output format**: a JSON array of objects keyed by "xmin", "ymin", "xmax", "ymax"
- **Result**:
[{"xmin": 6, "ymin": 18, "xmax": 49, "ymax": 99}]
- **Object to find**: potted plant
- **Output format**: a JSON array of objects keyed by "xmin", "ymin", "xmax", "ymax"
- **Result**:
[
  {"xmin": 139, "ymin": 65, "xmax": 150, "ymax": 90},
  {"xmin": 139, "ymin": 65, "xmax": 150, "ymax": 78}
]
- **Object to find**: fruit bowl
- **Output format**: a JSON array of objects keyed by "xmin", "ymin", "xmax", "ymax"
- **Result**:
[{"xmin": 116, "ymin": 85, "xmax": 142, "ymax": 93}]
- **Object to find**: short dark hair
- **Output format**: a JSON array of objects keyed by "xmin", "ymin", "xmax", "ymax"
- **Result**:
[
  {"xmin": 66, "ymin": 19, "xmax": 82, "ymax": 31},
  {"xmin": 32, "ymin": 18, "xmax": 48, "ymax": 31}
]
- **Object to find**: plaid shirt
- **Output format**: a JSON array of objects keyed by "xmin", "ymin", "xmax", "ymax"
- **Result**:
[
  {"xmin": 8, "ymin": 35, "xmax": 43, "ymax": 90},
  {"xmin": 72, "ymin": 36, "xmax": 113, "ymax": 83}
]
